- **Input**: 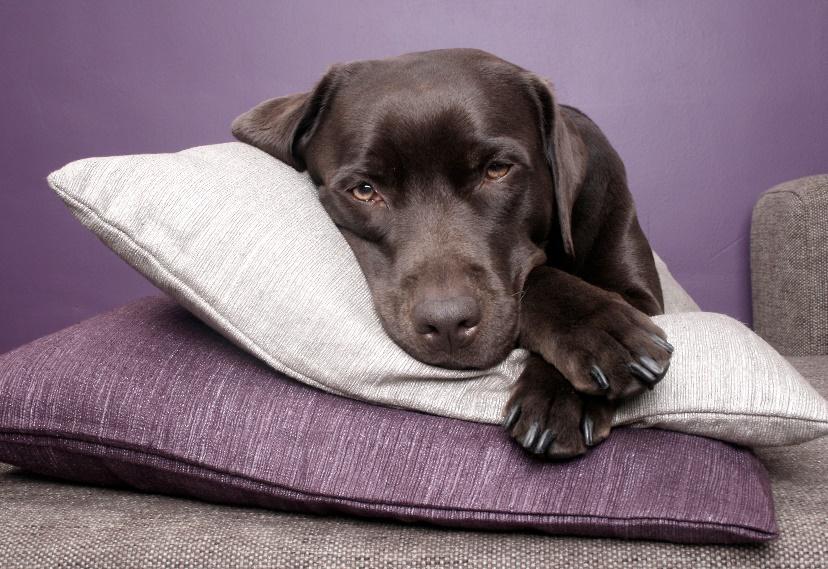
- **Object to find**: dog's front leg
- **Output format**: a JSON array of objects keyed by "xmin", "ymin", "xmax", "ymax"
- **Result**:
[
  {"xmin": 503, "ymin": 353, "xmax": 616, "ymax": 459},
  {"xmin": 503, "ymin": 266, "xmax": 673, "ymax": 458},
  {"xmin": 518, "ymin": 265, "xmax": 673, "ymax": 400}
]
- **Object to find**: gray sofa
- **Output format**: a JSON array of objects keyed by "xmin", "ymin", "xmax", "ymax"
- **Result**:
[{"xmin": 1, "ymin": 176, "xmax": 826, "ymax": 568}]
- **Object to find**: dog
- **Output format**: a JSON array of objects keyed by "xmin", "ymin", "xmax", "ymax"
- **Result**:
[{"xmin": 232, "ymin": 48, "xmax": 673, "ymax": 459}]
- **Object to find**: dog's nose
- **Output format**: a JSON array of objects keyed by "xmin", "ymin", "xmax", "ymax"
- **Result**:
[{"xmin": 412, "ymin": 295, "xmax": 481, "ymax": 352}]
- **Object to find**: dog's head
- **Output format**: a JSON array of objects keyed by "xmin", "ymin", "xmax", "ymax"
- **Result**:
[{"xmin": 233, "ymin": 49, "xmax": 584, "ymax": 369}]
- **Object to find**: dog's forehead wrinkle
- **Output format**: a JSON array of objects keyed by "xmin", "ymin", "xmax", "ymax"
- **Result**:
[
  {"xmin": 376, "ymin": 117, "xmax": 520, "ymax": 188},
  {"xmin": 381, "ymin": 102, "xmax": 480, "ymax": 147}
]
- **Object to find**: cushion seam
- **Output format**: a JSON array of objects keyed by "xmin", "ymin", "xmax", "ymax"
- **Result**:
[
  {"xmin": 0, "ymin": 433, "xmax": 775, "ymax": 538},
  {"xmin": 622, "ymin": 409, "xmax": 828, "ymax": 425}
]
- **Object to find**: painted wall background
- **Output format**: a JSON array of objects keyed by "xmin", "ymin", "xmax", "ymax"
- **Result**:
[{"xmin": 1, "ymin": 0, "xmax": 827, "ymax": 353}]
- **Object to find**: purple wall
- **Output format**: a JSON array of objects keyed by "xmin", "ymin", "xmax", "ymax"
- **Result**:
[{"xmin": 2, "ymin": 1, "xmax": 827, "ymax": 353}]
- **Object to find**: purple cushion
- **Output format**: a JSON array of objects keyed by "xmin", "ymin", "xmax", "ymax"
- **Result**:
[{"xmin": 0, "ymin": 297, "xmax": 776, "ymax": 543}]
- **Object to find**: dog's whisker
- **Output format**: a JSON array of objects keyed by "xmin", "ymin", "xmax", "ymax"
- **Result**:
[{"xmin": 510, "ymin": 289, "xmax": 527, "ymax": 304}]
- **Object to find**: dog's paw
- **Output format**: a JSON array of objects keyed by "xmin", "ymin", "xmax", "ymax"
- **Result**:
[
  {"xmin": 503, "ymin": 355, "xmax": 615, "ymax": 460},
  {"xmin": 536, "ymin": 296, "xmax": 674, "ymax": 400}
]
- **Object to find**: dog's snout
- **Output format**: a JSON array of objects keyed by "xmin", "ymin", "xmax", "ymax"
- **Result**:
[{"xmin": 412, "ymin": 295, "xmax": 481, "ymax": 352}]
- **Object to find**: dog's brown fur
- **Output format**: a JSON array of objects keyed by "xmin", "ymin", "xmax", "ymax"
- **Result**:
[{"xmin": 232, "ymin": 48, "xmax": 672, "ymax": 458}]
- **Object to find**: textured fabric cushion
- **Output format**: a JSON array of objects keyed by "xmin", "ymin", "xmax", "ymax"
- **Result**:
[
  {"xmin": 6, "ymin": 364, "xmax": 821, "ymax": 569},
  {"xmin": 0, "ymin": 421, "xmax": 823, "ymax": 569},
  {"xmin": 613, "ymin": 312, "xmax": 828, "ymax": 446},
  {"xmin": 751, "ymin": 174, "xmax": 828, "ymax": 356},
  {"xmin": 47, "ymin": 143, "xmax": 828, "ymax": 445},
  {"xmin": 0, "ymin": 298, "xmax": 776, "ymax": 543}
]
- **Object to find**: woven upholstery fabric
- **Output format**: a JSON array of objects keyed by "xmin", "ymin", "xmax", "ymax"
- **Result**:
[
  {"xmin": 752, "ymin": 174, "xmax": 828, "ymax": 356},
  {"xmin": 0, "ymin": 298, "xmax": 776, "ymax": 544},
  {"xmin": 47, "ymin": 144, "xmax": 828, "ymax": 445},
  {"xmin": 2, "ymin": 358, "xmax": 826, "ymax": 568}
]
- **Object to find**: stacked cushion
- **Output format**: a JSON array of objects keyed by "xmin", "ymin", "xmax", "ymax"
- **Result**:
[
  {"xmin": 6, "ymin": 141, "xmax": 824, "ymax": 543},
  {"xmin": 0, "ymin": 297, "xmax": 777, "ymax": 543},
  {"xmin": 47, "ymin": 143, "xmax": 828, "ymax": 446}
]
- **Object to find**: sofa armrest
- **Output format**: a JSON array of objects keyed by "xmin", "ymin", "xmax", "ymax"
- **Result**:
[{"xmin": 751, "ymin": 175, "xmax": 828, "ymax": 356}]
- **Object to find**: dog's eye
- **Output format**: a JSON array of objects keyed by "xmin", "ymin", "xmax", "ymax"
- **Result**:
[
  {"xmin": 350, "ymin": 182, "xmax": 377, "ymax": 202},
  {"xmin": 485, "ymin": 162, "xmax": 512, "ymax": 181}
]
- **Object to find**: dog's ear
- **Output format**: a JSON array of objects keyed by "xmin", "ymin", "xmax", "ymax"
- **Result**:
[
  {"xmin": 525, "ymin": 74, "xmax": 586, "ymax": 259},
  {"xmin": 231, "ymin": 65, "xmax": 345, "ymax": 171}
]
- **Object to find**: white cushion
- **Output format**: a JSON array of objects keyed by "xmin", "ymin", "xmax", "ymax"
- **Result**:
[{"xmin": 48, "ymin": 142, "xmax": 828, "ymax": 446}]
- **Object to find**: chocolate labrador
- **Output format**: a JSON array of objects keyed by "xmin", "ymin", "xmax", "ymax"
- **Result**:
[{"xmin": 232, "ymin": 48, "xmax": 673, "ymax": 459}]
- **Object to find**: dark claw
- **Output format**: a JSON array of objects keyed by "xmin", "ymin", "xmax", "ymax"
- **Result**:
[
  {"xmin": 521, "ymin": 422, "xmax": 539, "ymax": 448},
  {"xmin": 581, "ymin": 413, "xmax": 594, "ymax": 447},
  {"xmin": 639, "ymin": 355, "xmax": 664, "ymax": 376},
  {"xmin": 503, "ymin": 404, "xmax": 521, "ymax": 430},
  {"xmin": 629, "ymin": 361, "xmax": 658, "ymax": 386},
  {"xmin": 590, "ymin": 365, "xmax": 610, "ymax": 390},
  {"xmin": 651, "ymin": 334, "xmax": 674, "ymax": 353},
  {"xmin": 532, "ymin": 429, "xmax": 555, "ymax": 455}
]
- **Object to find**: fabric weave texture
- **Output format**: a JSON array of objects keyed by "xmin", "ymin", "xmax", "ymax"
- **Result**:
[
  {"xmin": 0, "ymin": 297, "xmax": 777, "ymax": 543},
  {"xmin": 751, "ymin": 174, "xmax": 828, "ymax": 356}
]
